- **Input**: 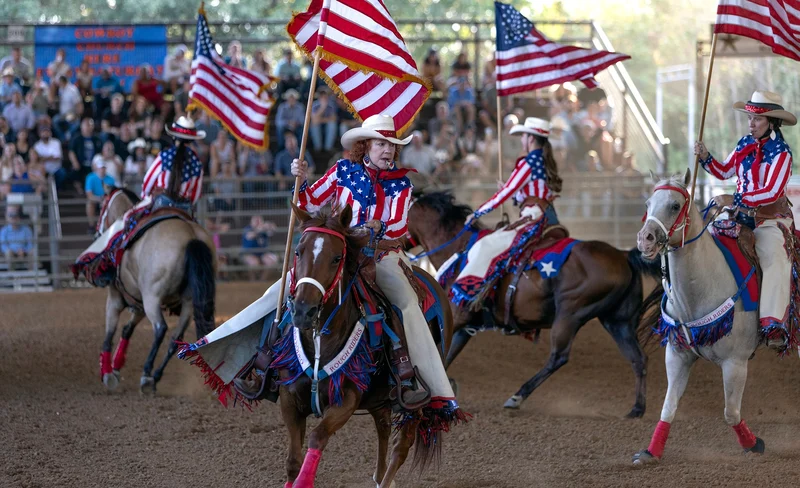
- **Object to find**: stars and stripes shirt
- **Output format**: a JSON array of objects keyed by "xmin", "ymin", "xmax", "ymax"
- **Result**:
[
  {"xmin": 141, "ymin": 146, "xmax": 204, "ymax": 204},
  {"xmin": 474, "ymin": 148, "xmax": 554, "ymax": 217},
  {"xmin": 296, "ymin": 159, "xmax": 413, "ymax": 239},
  {"xmin": 700, "ymin": 134, "xmax": 793, "ymax": 208}
]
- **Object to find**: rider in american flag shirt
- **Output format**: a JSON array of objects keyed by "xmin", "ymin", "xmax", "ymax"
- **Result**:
[{"xmin": 141, "ymin": 143, "xmax": 204, "ymax": 204}]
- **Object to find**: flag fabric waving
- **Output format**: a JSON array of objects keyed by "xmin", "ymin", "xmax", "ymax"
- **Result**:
[
  {"xmin": 715, "ymin": 0, "xmax": 800, "ymax": 62},
  {"xmin": 494, "ymin": 1, "xmax": 630, "ymax": 96},
  {"xmin": 287, "ymin": 0, "xmax": 431, "ymax": 134},
  {"xmin": 189, "ymin": 6, "xmax": 274, "ymax": 149}
]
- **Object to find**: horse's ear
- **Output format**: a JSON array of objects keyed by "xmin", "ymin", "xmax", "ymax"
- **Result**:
[
  {"xmin": 337, "ymin": 205, "xmax": 353, "ymax": 228},
  {"xmin": 648, "ymin": 170, "xmax": 657, "ymax": 184},
  {"xmin": 683, "ymin": 167, "xmax": 692, "ymax": 186},
  {"xmin": 291, "ymin": 202, "xmax": 312, "ymax": 223}
]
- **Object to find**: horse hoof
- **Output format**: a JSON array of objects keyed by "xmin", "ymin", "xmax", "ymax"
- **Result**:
[
  {"xmin": 625, "ymin": 405, "xmax": 645, "ymax": 419},
  {"xmin": 632, "ymin": 449, "xmax": 658, "ymax": 466},
  {"xmin": 373, "ymin": 473, "xmax": 395, "ymax": 488},
  {"xmin": 503, "ymin": 394, "xmax": 523, "ymax": 409},
  {"xmin": 745, "ymin": 437, "xmax": 766, "ymax": 455},
  {"xmin": 449, "ymin": 377, "xmax": 459, "ymax": 398},
  {"xmin": 103, "ymin": 372, "xmax": 119, "ymax": 391},
  {"xmin": 139, "ymin": 376, "xmax": 156, "ymax": 394}
]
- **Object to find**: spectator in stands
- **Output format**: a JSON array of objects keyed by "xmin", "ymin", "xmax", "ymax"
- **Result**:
[
  {"xmin": 450, "ymin": 52, "xmax": 472, "ymax": 83},
  {"xmin": 145, "ymin": 117, "xmax": 172, "ymax": 159},
  {"xmin": 53, "ymin": 76, "xmax": 82, "ymax": 141},
  {"xmin": 250, "ymin": 49, "xmax": 271, "ymax": 76},
  {"xmin": 92, "ymin": 141, "xmax": 123, "ymax": 185},
  {"xmin": 310, "ymin": 88, "xmax": 337, "ymax": 152},
  {"xmin": 131, "ymin": 64, "xmax": 162, "ymax": 112},
  {"xmin": 210, "ymin": 129, "xmax": 236, "ymax": 178},
  {"xmin": 275, "ymin": 89, "xmax": 304, "ymax": 149},
  {"xmin": 448, "ymin": 76, "xmax": 476, "ymax": 133},
  {"xmin": 274, "ymin": 130, "xmax": 314, "ymax": 183},
  {"xmin": 113, "ymin": 122, "xmax": 134, "ymax": 162},
  {"xmin": 428, "ymin": 101, "xmax": 450, "ymax": 146},
  {"xmin": 10, "ymin": 157, "xmax": 33, "ymax": 194},
  {"xmin": 3, "ymin": 90, "xmax": 34, "ymax": 133},
  {"xmin": 400, "ymin": 130, "xmax": 437, "ymax": 175},
  {"xmin": 46, "ymin": 48, "xmax": 71, "ymax": 100},
  {"xmin": 0, "ymin": 116, "xmax": 13, "ymax": 146},
  {"xmin": 84, "ymin": 158, "xmax": 115, "ymax": 232},
  {"xmin": 457, "ymin": 123, "xmax": 479, "ymax": 160},
  {"xmin": 211, "ymin": 160, "xmax": 237, "ymax": 212},
  {"xmin": 26, "ymin": 150, "xmax": 46, "ymax": 193},
  {"xmin": 69, "ymin": 118, "xmax": 101, "ymax": 194},
  {"xmin": 14, "ymin": 129, "xmax": 29, "ymax": 162},
  {"xmin": 274, "ymin": 48, "xmax": 302, "ymax": 97},
  {"xmin": 0, "ymin": 206, "xmax": 33, "ymax": 270},
  {"xmin": 32, "ymin": 126, "xmax": 64, "ymax": 188},
  {"xmin": 124, "ymin": 138, "xmax": 149, "ymax": 178},
  {"xmin": 482, "ymin": 53, "xmax": 496, "ymax": 90},
  {"xmin": 0, "ymin": 47, "xmax": 32, "ymax": 88},
  {"xmin": 241, "ymin": 215, "xmax": 278, "ymax": 280},
  {"xmin": 432, "ymin": 122, "xmax": 460, "ymax": 166},
  {"xmin": 421, "ymin": 48, "xmax": 444, "ymax": 92},
  {"xmin": 27, "ymin": 79, "xmax": 49, "ymax": 117},
  {"xmin": 92, "ymin": 66, "xmax": 123, "ymax": 121},
  {"xmin": 74, "ymin": 59, "xmax": 94, "ymax": 98},
  {"xmin": 0, "ymin": 143, "xmax": 16, "ymax": 197},
  {"xmin": 225, "ymin": 41, "xmax": 246, "ymax": 69},
  {"xmin": 163, "ymin": 45, "xmax": 190, "ymax": 93},
  {"xmin": 238, "ymin": 145, "xmax": 272, "ymax": 178},
  {"xmin": 100, "ymin": 93, "xmax": 126, "ymax": 141},
  {"xmin": 0, "ymin": 68, "xmax": 21, "ymax": 109},
  {"xmin": 127, "ymin": 95, "xmax": 151, "ymax": 138},
  {"xmin": 173, "ymin": 77, "xmax": 191, "ymax": 118}
]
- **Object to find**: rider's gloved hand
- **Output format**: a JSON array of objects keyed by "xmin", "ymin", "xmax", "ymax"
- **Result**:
[{"xmin": 291, "ymin": 159, "xmax": 309, "ymax": 181}]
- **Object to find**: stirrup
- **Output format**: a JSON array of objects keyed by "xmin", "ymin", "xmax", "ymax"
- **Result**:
[
  {"xmin": 232, "ymin": 348, "xmax": 279, "ymax": 402},
  {"xmin": 389, "ymin": 366, "xmax": 431, "ymax": 411}
]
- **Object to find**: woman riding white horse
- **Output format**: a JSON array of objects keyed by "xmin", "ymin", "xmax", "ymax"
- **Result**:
[{"xmin": 694, "ymin": 90, "xmax": 796, "ymax": 349}]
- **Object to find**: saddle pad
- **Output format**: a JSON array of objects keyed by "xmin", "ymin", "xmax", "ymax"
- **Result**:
[
  {"xmin": 526, "ymin": 238, "xmax": 579, "ymax": 279},
  {"xmin": 710, "ymin": 232, "xmax": 759, "ymax": 312}
]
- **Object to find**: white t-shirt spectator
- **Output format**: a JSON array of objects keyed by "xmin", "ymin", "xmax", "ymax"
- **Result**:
[
  {"xmin": 33, "ymin": 138, "xmax": 63, "ymax": 175},
  {"xmin": 91, "ymin": 153, "xmax": 123, "ymax": 184},
  {"xmin": 58, "ymin": 83, "xmax": 82, "ymax": 116},
  {"xmin": 400, "ymin": 144, "xmax": 438, "ymax": 175}
]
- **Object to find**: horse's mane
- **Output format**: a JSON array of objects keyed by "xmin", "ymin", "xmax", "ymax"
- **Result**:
[
  {"xmin": 109, "ymin": 185, "xmax": 141, "ymax": 205},
  {"xmin": 413, "ymin": 190, "xmax": 482, "ymax": 231}
]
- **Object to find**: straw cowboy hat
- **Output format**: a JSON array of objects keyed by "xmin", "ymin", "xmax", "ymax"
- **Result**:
[
  {"xmin": 165, "ymin": 116, "xmax": 206, "ymax": 140},
  {"xmin": 509, "ymin": 117, "xmax": 551, "ymax": 138},
  {"xmin": 2, "ymin": 67, "xmax": 15, "ymax": 77},
  {"xmin": 340, "ymin": 114, "xmax": 413, "ymax": 150},
  {"xmin": 733, "ymin": 90, "xmax": 797, "ymax": 126}
]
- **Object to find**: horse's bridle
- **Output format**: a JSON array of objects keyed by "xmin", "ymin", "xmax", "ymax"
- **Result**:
[
  {"xmin": 291, "ymin": 226, "xmax": 347, "ymax": 306},
  {"xmin": 643, "ymin": 184, "xmax": 692, "ymax": 252}
]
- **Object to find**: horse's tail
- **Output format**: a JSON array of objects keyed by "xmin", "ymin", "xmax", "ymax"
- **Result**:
[
  {"xmin": 184, "ymin": 239, "xmax": 216, "ymax": 339},
  {"xmin": 411, "ymin": 432, "xmax": 442, "ymax": 473},
  {"xmin": 626, "ymin": 248, "xmax": 663, "ymax": 351}
]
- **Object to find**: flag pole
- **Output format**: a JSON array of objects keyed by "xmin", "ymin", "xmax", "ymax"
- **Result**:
[
  {"xmin": 274, "ymin": 49, "xmax": 323, "ymax": 326},
  {"xmin": 687, "ymin": 33, "xmax": 718, "ymax": 210},
  {"xmin": 496, "ymin": 93, "xmax": 507, "ymax": 219}
]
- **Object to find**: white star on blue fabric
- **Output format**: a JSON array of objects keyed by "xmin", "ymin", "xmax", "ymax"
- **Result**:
[{"xmin": 539, "ymin": 261, "xmax": 556, "ymax": 277}]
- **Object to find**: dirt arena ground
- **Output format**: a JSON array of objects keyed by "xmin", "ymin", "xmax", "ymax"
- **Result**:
[{"xmin": 3, "ymin": 282, "xmax": 800, "ymax": 487}]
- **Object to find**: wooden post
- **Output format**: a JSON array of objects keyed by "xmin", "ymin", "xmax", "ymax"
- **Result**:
[
  {"xmin": 688, "ymin": 33, "xmax": 718, "ymax": 208},
  {"xmin": 273, "ymin": 50, "xmax": 323, "ymax": 325}
]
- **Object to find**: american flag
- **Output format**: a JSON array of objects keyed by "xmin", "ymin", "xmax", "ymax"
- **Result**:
[
  {"xmin": 141, "ymin": 146, "xmax": 204, "ymax": 204},
  {"xmin": 494, "ymin": 1, "xmax": 630, "ymax": 96},
  {"xmin": 287, "ymin": 0, "xmax": 431, "ymax": 135},
  {"xmin": 715, "ymin": 0, "xmax": 800, "ymax": 62},
  {"xmin": 189, "ymin": 8, "xmax": 273, "ymax": 149},
  {"xmin": 297, "ymin": 160, "xmax": 413, "ymax": 239},
  {"xmin": 474, "ymin": 151, "xmax": 552, "ymax": 217}
]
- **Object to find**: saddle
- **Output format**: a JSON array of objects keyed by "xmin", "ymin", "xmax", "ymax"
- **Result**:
[{"xmin": 711, "ymin": 217, "xmax": 762, "ymax": 301}]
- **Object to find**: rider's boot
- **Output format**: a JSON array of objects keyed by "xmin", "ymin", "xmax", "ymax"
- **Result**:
[
  {"xmin": 233, "ymin": 321, "xmax": 282, "ymax": 402},
  {"xmin": 389, "ymin": 343, "xmax": 430, "ymax": 409}
]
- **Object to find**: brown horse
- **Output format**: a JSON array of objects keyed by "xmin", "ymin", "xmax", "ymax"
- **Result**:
[
  {"xmin": 279, "ymin": 204, "xmax": 453, "ymax": 488},
  {"xmin": 98, "ymin": 187, "xmax": 217, "ymax": 392},
  {"xmin": 407, "ymin": 191, "xmax": 661, "ymax": 417}
]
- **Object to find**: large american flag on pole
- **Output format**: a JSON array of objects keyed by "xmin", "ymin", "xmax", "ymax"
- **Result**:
[
  {"xmin": 494, "ymin": 1, "xmax": 630, "ymax": 96},
  {"xmin": 287, "ymin": 0, "xmax": 431, "ymax": 134},
  {"xmin": 715, "ymin": 0, "xmax": 800, "ymax": 61},
  {"xmin": 189, "ymin": 6, "xmax": 273, "ymax": 149}
]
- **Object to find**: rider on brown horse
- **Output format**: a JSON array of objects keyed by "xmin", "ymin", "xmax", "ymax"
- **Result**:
[{"xmin": 232, "ymin": 114, "xmax": 463, "ymax": 418}]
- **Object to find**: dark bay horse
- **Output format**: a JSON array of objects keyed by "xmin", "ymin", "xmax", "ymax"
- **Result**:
[
  {"xmin": 407, "ymin": 191, "xmax": 661, "ymax": 417},
  {"xmin": 280, "ymin": 204, "xmax": 454, "ymax": 488},
  {"xmin": 98, "ymin": 188, "xmax": 217, "ymax": 392}
]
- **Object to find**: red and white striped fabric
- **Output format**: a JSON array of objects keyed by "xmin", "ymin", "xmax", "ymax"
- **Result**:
[
  {"xmin": 494, "ymin": 1, "xmax": 630, "ymax": 96},
  {"xmin": 287, "ymin": 0, "xmax": 431, "ymax": 134},
  {"xmin": 715, "ymin": 0, "xmax": 800, "ymax": 62},
  {"xmin": 474, "ymin": 149, "xmax": 553, "ymax": 217},
  {"xmin": 297, "ymin": 160, "xmax": 412, "ymax": 239},
  {"xmin": 140, "ymin": 146, "xmax": 204, "ymax": 205},
  {"xmin": 189, "ymin": 9, "xmax": 273, "ymax": 149}
]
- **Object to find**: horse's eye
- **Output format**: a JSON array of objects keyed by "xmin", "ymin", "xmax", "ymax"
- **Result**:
[
  {"xmin": 332, "ymin": 255, "xmax": 342, "ymax": 264},
  {"xmin": 294, "ymin": 249, "xmax": 300, "ymax": 257},
  {"xmin": 671, "ymin": 203, "xmax": 681, "ymax": 212}
]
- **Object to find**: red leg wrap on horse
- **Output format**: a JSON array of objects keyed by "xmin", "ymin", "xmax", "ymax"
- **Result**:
[
  {"xmin": 284, "ymin": 483, "xmax": 292, "ymax": 488},
  {"xmin": 112, "ymin": 338, "xmax": 130, "ymax": 371},
  {"xmin": 293, "ymin": 448, "xmax": 322, "ymax": 488},
  {"xmin": 647, "ymin": 420, "xmax": 671, "ymax": 458},
  {"xmin": 732, "ymin": 420, "xmax": 757, "ymax": 449},
  {"xmin": 99, "ymin": 351, "xmax": 112, "ymax": 379}
]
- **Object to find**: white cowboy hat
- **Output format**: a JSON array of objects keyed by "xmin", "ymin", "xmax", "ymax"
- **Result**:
[
  {"xmin": 733, "ymin": 90, "xmax": 797, "ymax": 126},
  {"xmin": 165, "ymin": 116, "xmax": 206, "ymax": 140},
  {"xmin": 340, "ymin": 114, "xmax": 413, "ymax": 150},
  {"xmin": 282, "ymin": 88, "xmax": 300, "ymax": 100},
  {"xmin": 1, "ymin": 67, "xmax": 14, "ymax": 77},
  {"xmin": 509, "ymin": 117, "xmax": 551, "ymax": 138},
  {"xmin": 127, "ymin": 138, "xmax": 147, "ymax": 153}
]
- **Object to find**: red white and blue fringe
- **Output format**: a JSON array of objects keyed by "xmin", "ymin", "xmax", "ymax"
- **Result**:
[
  {"xmin": 655, "ymin": 294, "xmax": 736, "ymax": 350},
  {"xmin": 393, "ymin": 397, "xmax": 471, "ymax": 448}
]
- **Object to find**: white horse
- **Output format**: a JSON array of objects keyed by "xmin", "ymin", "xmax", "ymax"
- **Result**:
[{"xmin": 632, "ymin": 170, "xmax": 764, "ymax": 465}]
